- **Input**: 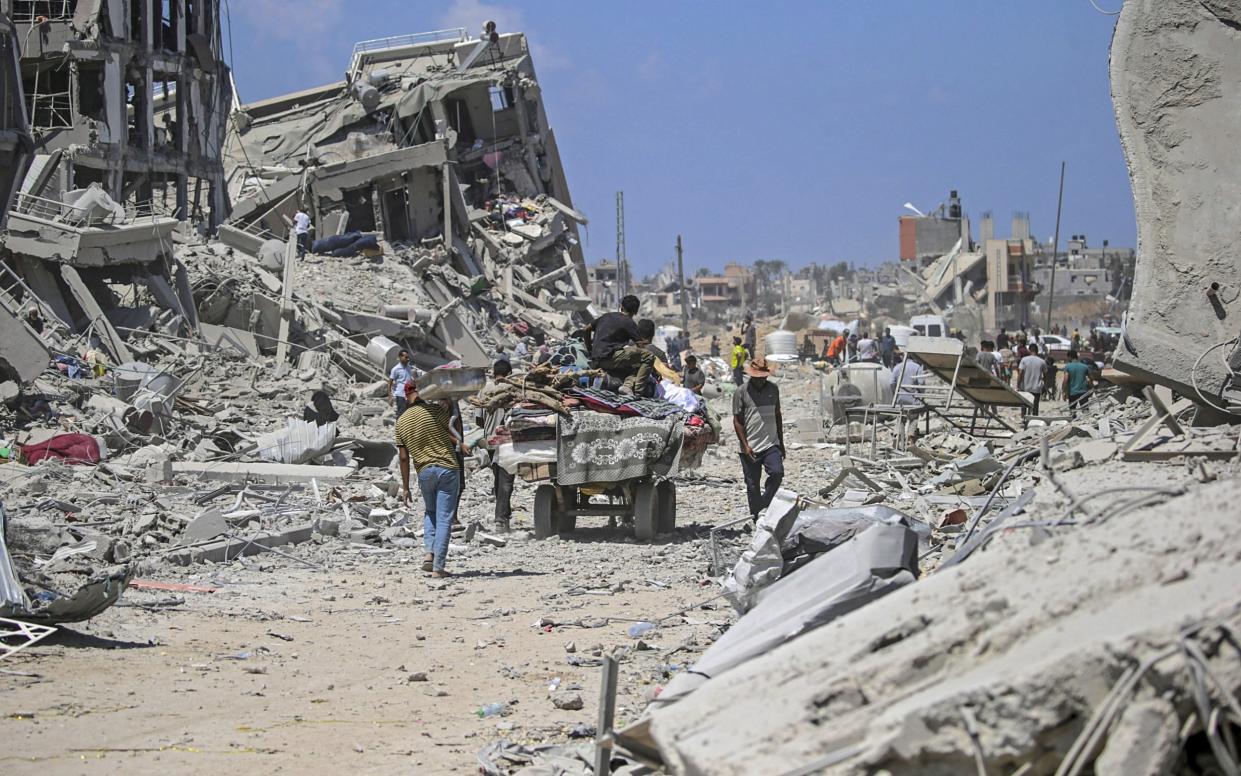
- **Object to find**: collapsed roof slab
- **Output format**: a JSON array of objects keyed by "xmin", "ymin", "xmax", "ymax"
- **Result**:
[
  {"xmin": 1110, "ymin": 0, "xmax": 1241, "ymax": 411},
  {"xmin": 3, "ymin": 211, "xmax": 181, "ymax": 266}
]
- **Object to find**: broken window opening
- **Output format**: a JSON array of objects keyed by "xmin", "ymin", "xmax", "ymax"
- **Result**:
[
  {"xmin": 75, "ymin": 64, "xmax": 105, "ymax": 121},
  {"xmin": 160, "ymin": 0, "xmax": 176, "ymax": 51},
  {"xmin": 342, "ymin": 187, "xmax": 377, "ymax": 233},
  {"xmin": 488, "ymin": 85, "xmax": 513, "ymax": 112},
  {"xmin": 444, "ymin": 97, "xmax": 477, "ymax": 145},
  {"xmin": 23, "ymin": 65, "xmax": 73, "ymax": 131},
  {"xmin": 381, "ymin": 186, "xmax": 412, "ymax": 243}
]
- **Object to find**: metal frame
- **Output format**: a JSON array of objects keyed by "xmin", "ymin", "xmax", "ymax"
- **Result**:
[
  {"xmin": 0, "ymin": 617, "xmax": 56, "ymax": 661},
  {"xmin": 895, "ymin": 340, "xmax": 1022, "ymax": 438}
]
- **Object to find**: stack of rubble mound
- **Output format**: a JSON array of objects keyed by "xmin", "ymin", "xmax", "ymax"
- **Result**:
[
  {"xmin": 0, "ymin": 24, "xmax": 607, "ymax": 629},
  {"xmin": 613, "ymin": 382, "xmax": 1241, "ymax": 774}
]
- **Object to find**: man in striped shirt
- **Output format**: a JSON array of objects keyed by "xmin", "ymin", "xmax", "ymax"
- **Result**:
[{"xmin": 396, "ymin": 383, "xmax": 467, "ymax": 577}]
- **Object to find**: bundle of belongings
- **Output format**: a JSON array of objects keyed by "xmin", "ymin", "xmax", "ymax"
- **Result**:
[{"xmin": 468, "ymin": 361, "xmax": 719, "ymax": 484}]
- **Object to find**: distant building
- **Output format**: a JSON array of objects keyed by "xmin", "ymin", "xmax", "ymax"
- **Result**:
[
  {"xmin": 984, "ymin": 237, "xmax": 1039, "ymax": 330},
  {"xmin": 899, "ymin": 190, "xmax": 972, "ymax": 265},
  {"xmin": 588, "ymin": 259, "xmax": 619, "ymax": 308},
  {"xmin": 1032, "ymin": 235, "xmax": 1135, "ymax": 302},
  {"xmin": 695, "ymin": 262, "xmax": 756, "ymax": 316}
]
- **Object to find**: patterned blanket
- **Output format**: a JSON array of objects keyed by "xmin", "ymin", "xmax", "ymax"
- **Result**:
[{"xmin": 556, "ymin": 411, "xmax": 683, "ymax": 485}]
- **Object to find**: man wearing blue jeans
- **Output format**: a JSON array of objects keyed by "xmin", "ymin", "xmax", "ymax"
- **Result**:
[
  {"xmin": 732, "ymin": 357, "xmax": 785, "ymax": 521},
  {"xmin": 396, "ymin": 383, "xmax": 467, "ymax": 577}
]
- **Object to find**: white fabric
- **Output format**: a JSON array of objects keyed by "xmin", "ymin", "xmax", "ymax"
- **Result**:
[
  {"xmin": 494, "ymin": 439, "xmax": 557, "ymax": 475},
  {"xmin": 659, "ymin": 380, "xmax": 702, "ymax": 412},
  {"xmin": 293, "ymin": 212, "xmax": 311, "ymax": 234}
]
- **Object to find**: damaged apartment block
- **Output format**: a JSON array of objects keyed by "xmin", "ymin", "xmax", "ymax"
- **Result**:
[
  {"xmin": 3, "ymin": 0, "xmax": 231, "ymax": 221},
  {"xmin": 218, "ymin": 26, "xmax": 589, "ymax": 366},
  {"xmin": 0, "ymin": 0, "xmax": 227, "ymax": 365}
]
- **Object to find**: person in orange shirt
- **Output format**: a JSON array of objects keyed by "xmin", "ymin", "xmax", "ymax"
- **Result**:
[{"xmin": 826, "ymin": 328, "xmax": 849, "ymax": 365}]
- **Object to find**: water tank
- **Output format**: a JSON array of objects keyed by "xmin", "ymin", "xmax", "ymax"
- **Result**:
[
  {"xmin": 366, "ymin": 336, "xmax": 401, "ymax": 371},
  {"xmin": 353, "ymin": 83, "xmax": 380, "ymax": 113},
  {"xmin": 764, "ymin": 330, "xmax": 798, "ymax": 362},
  {"xmin": 821, "ymin": 362, "xmax": 894, "ymax": 421}
]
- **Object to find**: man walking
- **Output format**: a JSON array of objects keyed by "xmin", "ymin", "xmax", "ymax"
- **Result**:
[
  {"xmin": 1017, "ymin": 342, "xmax": 1047, "ymax": 417},
  {"xmin": 476, "ymin": 359, "xmax": 515, "ymax": 531},
  {"xmin": 293, "ymin": 206, "xmax": 312, "ymax": 256},
  {"xmin": 1062, "ymin": 349, "xmax": 1095, "ymax": 417},
  {"xmin": 742, "ymin": 313, "xmax": 757, "ymax": 356},
  {"xmin": 388, "ymin": 349, "xmax": 418, "ymax": 417},
  {"xmin": 976, "ymin": 340, "xmax": 1000, "ymax": 377},
  {"xmin": 732, "ymin": 357, "xmax": 785, "ymax": 521},
  {"xmin": 396, "ymin": 383, "xmax": 467, "ymax": 577},
  {"xmin": 730, "ymin": 336, "xmax": 747, "ymax": 386},
  {"xmin": 584, "ymin": 295, "xmax": 655, "ymax": 395},
  {"xmin": 996, "ymin": 327, "xmax": 1010, "ymax": 351},
  {"xmin": 710, "ymin": 335, "xmax": 721, "ymax": 358},
  {"xmin": 879, "ymin": 327, "xmax": 897, "ymax": 368}
]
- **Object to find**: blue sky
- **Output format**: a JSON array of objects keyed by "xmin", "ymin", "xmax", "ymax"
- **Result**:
[{"xmin": 227, "ymin": 0, "xmax": 1133, "ymax": 276}]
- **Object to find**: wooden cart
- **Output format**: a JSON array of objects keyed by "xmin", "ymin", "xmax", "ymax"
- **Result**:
[{"xmin": 519, "ymin": 463, "xmax": 676, "ymax": 541}]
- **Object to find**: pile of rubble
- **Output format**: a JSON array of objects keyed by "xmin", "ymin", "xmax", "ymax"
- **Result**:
[{"xmin": 0, "ymin": 22, "xmax": 601, "ymax": 634}]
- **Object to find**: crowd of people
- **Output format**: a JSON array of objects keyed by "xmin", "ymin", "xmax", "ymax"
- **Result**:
[
  {"xmin": 387, "ymin": 295, "xmax": 728, "ymax": 575},
  {"xmin": 385, "ymin": 302, "xmax": 1111, "ymax": 569}
]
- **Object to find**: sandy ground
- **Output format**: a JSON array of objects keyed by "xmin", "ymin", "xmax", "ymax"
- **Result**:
[{"xmin": 0, "ymin": 371, "xmax": 838, "ymax": 774}]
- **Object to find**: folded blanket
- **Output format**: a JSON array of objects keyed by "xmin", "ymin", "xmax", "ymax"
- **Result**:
[{"xmin": 556, "ymin": 411, "xmax": 682, "ymax": 486}]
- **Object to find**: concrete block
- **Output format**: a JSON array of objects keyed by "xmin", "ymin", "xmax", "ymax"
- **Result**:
[
  {"xmin": 169, "ymin": 461, "xmax": 354, "ymax": 484},
  {"xmin": 166, "ymin": 523, "xmax": 316, "ymax": 566},
  {"xmin": 0, "ymin": 307, "xmax": 49, "ymax": 384},
  {"xmin": 1111, "ymin": 0, "xmax": 1241, "ymax": 402}
]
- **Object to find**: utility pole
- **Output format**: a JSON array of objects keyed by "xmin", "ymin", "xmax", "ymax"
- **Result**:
[
  {"xmin": 615, "ymin": 191, "xmax": 627, "ymax": 297},
  {"xmin": 1045, "ymin": 162, "xmax": 1066, "ymax": 334},
  {"xmin": 675, "ymin": 234, "xmax": 689, "ymax": 333}
]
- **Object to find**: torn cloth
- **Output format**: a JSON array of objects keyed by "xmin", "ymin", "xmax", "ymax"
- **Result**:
[
  {"xmin": 556, "ymin": 411, "xmax": 682, "ymax": 486},
  {"xmin": 21, "ymin": 433, "xmax": 101, "ymax": 465}
]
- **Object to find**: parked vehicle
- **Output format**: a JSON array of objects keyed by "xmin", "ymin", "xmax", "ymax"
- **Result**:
[
  {"xmin": 1037, "ymin": 334, "xmax": 1072, "ymax": 360},
  {"xmin": 909, "ymin": 314, "xmax": 948, "ymax": 338}
]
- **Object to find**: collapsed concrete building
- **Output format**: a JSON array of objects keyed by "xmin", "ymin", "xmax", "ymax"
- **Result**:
[
  {"xmin": 0, "ymin": 17, "xmax": 591, "ymax": 386},
  {"xmin": 194, "ymin": 26, "xmax": 590, "ymax": 373},
  {"xmin": 1, "ymin": 0, "xmax": 233, "ymax": 221},
  {"xmin": 0, "ymin": 0, "xmax": 226, "ymax": 377}
]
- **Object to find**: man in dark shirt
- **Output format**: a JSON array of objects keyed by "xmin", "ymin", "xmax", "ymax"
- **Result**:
[
  {"xmin": 584, "ymin": 295, "xmax": 655, "ymax": 395},
  {"xmin": 637, "ymin": 318, "xmax": 668, "ymax": 364},
  {"xmin": 682, "ymin": 354, "xmax": 706, "ymax": 394},
  {"xmin": 879, "ymin": 327, "xmax": 897, "ymax": 368},
  {"xmin": 996, "ymin": 328, "xmax": 1010, "ymax": 351}
]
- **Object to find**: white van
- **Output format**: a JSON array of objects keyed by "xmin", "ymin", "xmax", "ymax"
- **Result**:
[{"xmin": 909, "ymin": 314, "xmax": 948, "ymax": 338}]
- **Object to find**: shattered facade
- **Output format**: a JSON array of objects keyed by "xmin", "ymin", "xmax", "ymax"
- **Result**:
[
  {"xmin": 222, "ymin": 27, "xmax": 590, "ymax": 333},
  {"xmin": 2, "ymin": 0, "xmax": 232, "ymax": 222}
]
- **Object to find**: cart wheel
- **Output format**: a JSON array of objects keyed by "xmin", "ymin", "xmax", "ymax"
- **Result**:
[
  {"xmin": 633, "ymin": 481, "xmax": 658, "ymax": 541},
  {"xmin": 534, "ymin": 484, "xmax": 558, "ymax": 539},
  {"xmin": 558, "ymin": 487, "xmax": 578, "ymax": 535},
  {"xmin": 657, "ymin": 481, "xmax": 676, "ymax": 534}
]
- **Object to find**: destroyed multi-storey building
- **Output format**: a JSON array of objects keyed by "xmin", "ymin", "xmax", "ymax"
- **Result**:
[
  {"xmin": 2, "ymin": 0, "xmax": 232, "ymax": 221},
  {"xmin": 219, "ymin": 27, "xmax": 588, "ymax": 330},
  {"xmin": 0, "ymin": 19, "xmax": 591, "ymax": 384},
  {"xmin": 0, "ymin": 0, "xmax": 229, "ymax": 373}
]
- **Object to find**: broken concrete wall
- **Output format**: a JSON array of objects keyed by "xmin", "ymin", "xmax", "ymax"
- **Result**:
[
  {"xmin": 0, "ymin": 12, "xmax": 33, "ymax": 221},
  {"xmin": 1111, "ymin": 0, "xmax": 1241, "ymax": 407},
  {"xmin": 7, "ymin": 0, "xmax": 233, "ymax": 223}
]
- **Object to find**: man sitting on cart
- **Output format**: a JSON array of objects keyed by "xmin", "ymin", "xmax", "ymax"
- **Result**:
[{"xmin": 582, "ymin": 294, "xmax": 655, "ymax": 396}]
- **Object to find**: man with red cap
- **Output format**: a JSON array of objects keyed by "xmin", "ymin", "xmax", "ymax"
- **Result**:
[{"xmin": 732, "ymin": 356, "xmax": 785, "ymax": 521}]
